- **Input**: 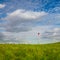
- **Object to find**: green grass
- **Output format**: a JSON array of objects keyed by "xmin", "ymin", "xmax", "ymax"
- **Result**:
[{"xmin": 0, "ymin": 42, "xmax": 60, "ymax": 60}]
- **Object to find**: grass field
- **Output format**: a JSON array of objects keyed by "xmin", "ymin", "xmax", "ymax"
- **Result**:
[{"xmin": 0, "ymin": 42, "xmax": 60, "ymax": 60}]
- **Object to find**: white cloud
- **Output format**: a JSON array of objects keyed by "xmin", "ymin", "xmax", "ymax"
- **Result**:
[
  {"xmin": 0, "ymin": 4, "xmax": 5, "ymax": 8},
  {"xmin": 0, "ymin": 26, "xmax": 52, "ymax": 43},
  {"xmin": 2, "ymin": 9, "xmax": 47, "ymax": 32},
  {"xmin": 0, "ymin": 25, "xmax": 60, "ymax": 44},
  {"xmin": 1, "ymin": 9, "xmax": 60, "ymax": 43},
  {"xmin": 42, "ymin": 27, "xmax": 60, "ymax": 41},
  {"xmin": 53, "ymin": 28, "xmax": 60, "ymax": 32},
  {"xmin": 49, "ymin": 7, "xmax": 60, "ymax": 13},
  {"xmin": 1, "ymin": 9, "xmax": 60, "ymax": 33},
  {"xmin": 6, "ymin": 9, "xmax": 47, "ymax": 20}
]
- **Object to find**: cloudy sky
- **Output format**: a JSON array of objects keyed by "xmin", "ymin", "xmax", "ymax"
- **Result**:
[{"xmin": 0, "ymin": 0, "xmax": 60, "ymax": 44}]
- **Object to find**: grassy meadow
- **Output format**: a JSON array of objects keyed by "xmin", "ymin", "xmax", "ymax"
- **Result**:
[{"xmin": 0, "ymin": 42, "xmax": 60, "ymax": 60}]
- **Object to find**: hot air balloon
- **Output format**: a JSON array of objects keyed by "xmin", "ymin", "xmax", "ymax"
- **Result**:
[{"xmin": 37, "ymin": 32, "xmax": 40, "ymax": 36}]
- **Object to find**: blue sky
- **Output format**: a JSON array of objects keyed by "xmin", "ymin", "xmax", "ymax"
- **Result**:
[{"xmin": 0, "ymin": 0, "xmax": 60, "ymax": 44}]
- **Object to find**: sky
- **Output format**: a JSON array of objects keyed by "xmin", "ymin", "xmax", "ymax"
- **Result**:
[{"xmin": 0, "ymin": 0, "xmax": 60, "ymax": 44}]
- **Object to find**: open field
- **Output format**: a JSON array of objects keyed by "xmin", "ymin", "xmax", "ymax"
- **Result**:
[{"xmin": 0, "ymin": 42, "xmax": 60, "ymax": 60}]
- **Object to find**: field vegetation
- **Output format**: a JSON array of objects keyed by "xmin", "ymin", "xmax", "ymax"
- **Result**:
[{"xmin": 0, "ymin": 42, "xmax": 60, "ymax": 60}]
